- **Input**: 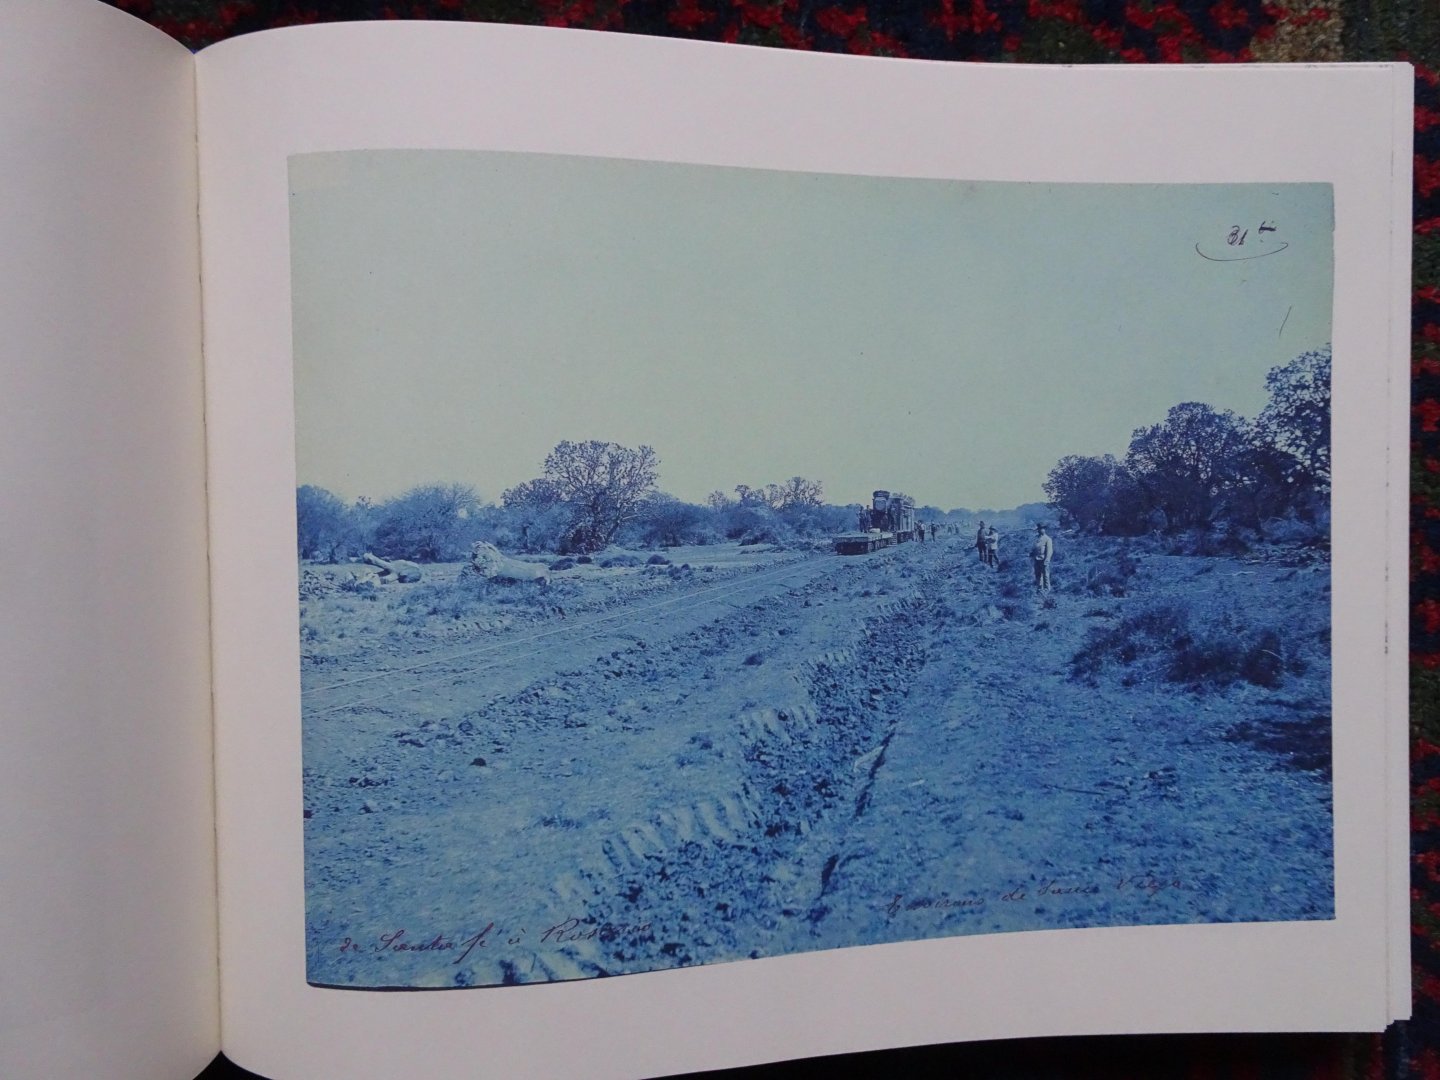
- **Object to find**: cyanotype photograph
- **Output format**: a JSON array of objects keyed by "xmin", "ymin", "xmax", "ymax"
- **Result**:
[{"xmin": 291, "ymin": 151, "xmax": 1333, "ymax": 989}]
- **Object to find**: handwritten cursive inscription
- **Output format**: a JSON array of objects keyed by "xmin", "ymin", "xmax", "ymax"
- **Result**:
[
  {"xmin": 539, "ymin": 917, "xmax": 653, "ymax": 943},
  {"xmin": 336, "ymin": 916, "xmax": 654, "ymax": 965},
  {"xmin": 884, "ymin": 872, "xmax": 1185, "ymax": 917}
]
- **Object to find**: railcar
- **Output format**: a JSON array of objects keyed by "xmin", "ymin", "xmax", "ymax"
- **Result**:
[{"xmin": 833, "ymin": 490, "xmax": 917, "ymax": 554}]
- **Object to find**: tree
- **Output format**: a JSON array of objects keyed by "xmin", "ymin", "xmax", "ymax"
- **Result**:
[
  {"xmin": 501, "ymin": 477, "xmax": 563, "ymax": 510},
  {"xmin": 295, "ymin": 485, "xmax": 354, "ymax": 562},
  {"xmin": 370, "ymin": 483, "xmax": 482, "ymax": 562},
  {"xmin": 772, "ymin": 476, "xmax": 824, "ymax": 510},
  {"xmin": 1254, "ymin": 345, "xmax": 1331, "ymax": 494},
  {"xmin": 1223, "ymin": 432, "xmax": 1310, "ymax": 530},
  {"xmin": 1043, "ymin": 454, "xmax": 1146, "ymax": 534},
  {"xmin": 539, "ymin": 440, "xmax": 660, "ymax": 553},
  {"xmin": 498, "ymin": 477, "xmax": 568, "ymax": 552},
  {"xmin": 1125, "ymin": 403, "xmax": 1250, "ymax": 530},
  {"xmin": 631, "ymin": 493, "xmax": 717, "ymax": 548},
  {"xmin": 731, "ymin": 484, "xmax": 767, "ymax": 508},
  {"xmin": 731, "ymin": 477, "xmax": 825, "ymax": 511}
]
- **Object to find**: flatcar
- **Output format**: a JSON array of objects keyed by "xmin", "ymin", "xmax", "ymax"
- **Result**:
[{"xmin": 834, "ymin": 490, "xmax": 917, "ymax": 554}]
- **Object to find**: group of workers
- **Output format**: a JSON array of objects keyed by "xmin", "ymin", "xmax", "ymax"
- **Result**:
[
  {"xmin": 868, "ymin": 513, "xmax": 1056, "ymax": 592},
  {"xmin": 972, "ymin": 520, "xmax": 1053, "ymax": 591}
]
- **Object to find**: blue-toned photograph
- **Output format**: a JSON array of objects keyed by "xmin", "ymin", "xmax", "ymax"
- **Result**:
[{"xmin": 291, "ymin": 151, "xmax": 1333, "ymax": 989}]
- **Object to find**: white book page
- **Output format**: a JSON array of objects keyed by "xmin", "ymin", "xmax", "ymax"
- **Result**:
[
  {"xmin": 0, "ymin": 2, "xmax": 217, "ymax": 1079},
  {"xmin": 198, "ymin": 24, "xmax": 1409, "ymax": 1078}
]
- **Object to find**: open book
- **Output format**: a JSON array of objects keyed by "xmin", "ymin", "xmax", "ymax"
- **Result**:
[{"xmin": 0, "ymin": 0, "xmax": 1414, "ymax": 1076}]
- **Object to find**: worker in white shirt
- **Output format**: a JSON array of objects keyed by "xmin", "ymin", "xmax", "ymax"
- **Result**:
[{"xmin": 1030, "ymin": 523, "xmax": 1054, "ymax": 590}]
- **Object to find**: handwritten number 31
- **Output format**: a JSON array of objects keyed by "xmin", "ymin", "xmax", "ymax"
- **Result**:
[{"xmin": 1228, "ymin": 221, "xmax": 1276, "ymax": 246}]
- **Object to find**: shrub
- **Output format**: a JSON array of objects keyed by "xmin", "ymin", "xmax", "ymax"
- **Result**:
[
  {"xmin": 1263, "ymin": 514, "xmax": 1328, "ymax": 546},
  {"xmin": 1073, "ymin": 549, "xmax": 1140, "ymax": 597},
  {"xmin": 1167, "ymin": 626, "xmax": 1288, "ymax": 689},
  {"xmin": 1079, "ymin": 567, "xmax": 1128, "ymax": 597},
  {"xmin": 1192, "ymin": 527, "xmax": 1253, "ymax": 558},
  {"xmin": 599, "ymin": 554, "xmax": 643, "ymax": 569},
  {"xmin": 337, "ymin": 576, "xmax": 378, "ymax": 599},
  {"xmin": 1073, "ymin": 603, "xmax": 1303, "ymax": 690},
  {"xmin": 395, "ymin": 572, "xmax": 572, "ymax": 625},
  {"xmin": 1071, "ymin": 604, "xmax": 1188, "ymax": 681},
  {"xmin": 739, "ymin": 529, "xmax": 781, "ymax": 546},
  {"xmin": 627, "ymin": 495, "xmax": 720, "ymax": 548}
]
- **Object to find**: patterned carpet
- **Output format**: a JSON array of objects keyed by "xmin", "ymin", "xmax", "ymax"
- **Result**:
[{"xmin": 118, "ymin": 0, "xmax": 1439, "ymax": 1075}]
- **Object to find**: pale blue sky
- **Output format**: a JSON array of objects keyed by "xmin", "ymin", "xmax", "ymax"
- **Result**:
[{"xmin": 290, "ymin": 151, "xmax": 1331, "ymax": 510}]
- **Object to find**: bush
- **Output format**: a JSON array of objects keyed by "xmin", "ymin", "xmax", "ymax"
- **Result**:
[
  {"xmin": 599, "ymin": 554, "xmax": 643, "ymax": 569},
  {"xmin": 627, "ymin": 495, "xmax": 720, "ymax": 548},
  {"xmin": 1168, "ymin": 627, "xmax": 1286, "ymax": 689},
  {"xmin": 719, "ymin": 503, "xmax": 781, "ymax": 543},
  {"xmin": 776, "ymin": 503, "xmax": 854, "ymax": 538},
  {"xmin": 1070, "ymin": 547, "xmax": 1141, "ymax": 598},
  {"xmin": 1188, "ymin": 526, "xmax": 1253, "ymax": 558},
  {"xmin": 395, "ymin": 574, "xmax": 495, "ymax": 624},
  {"xmin": 337, "ymin": 576, "xmax": 378, "ymax": 600},
  {"xmin": 1070, "ymin": 604, "xmax": 1189, "ymax": 681},
  {"xmin": 1079, "ymin": 569, "xmax": 1127, "ymax": 597},
  {"xmin": 395, "ymin": 573, "xmax": 573, "ymax": 625},
  {"xmin": 1263, "ymin": 514, "xmax": 1328, "ymax": 546},
  {"xmin": 370, "ymin": 483, "xmax": 483, "ymax": 562},
  {"xmin": 1072, "ymin": 603, "xmax": 1302, "ymax": 690}
]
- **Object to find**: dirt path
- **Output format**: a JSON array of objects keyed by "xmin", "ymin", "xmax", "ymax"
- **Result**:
[{"xmin": 301, "ymin": 553, "xmax": 836, "ymax": 719}]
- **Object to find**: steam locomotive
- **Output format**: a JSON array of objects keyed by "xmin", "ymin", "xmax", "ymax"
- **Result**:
[{"xmin": 833, "ymin": 490, "xmax": 917, "ymax": 554}]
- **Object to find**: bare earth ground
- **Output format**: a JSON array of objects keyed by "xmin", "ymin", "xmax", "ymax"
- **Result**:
[{"xmin": 299, "ymin": 533, "xmax": 1332, "ymax": 988}]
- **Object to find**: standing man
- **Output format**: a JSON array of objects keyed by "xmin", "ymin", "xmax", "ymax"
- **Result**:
[
  {"xmin": 1030, "ymin": 523, "xmax": 1054, "ymax": 591},
  {"xmin": 984, "ymin": 525, "xmax": 1000, "ymax": 568},
  {"xmin": 975, "ymin": 521, "xmax": 987, "ymax": 563}
]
